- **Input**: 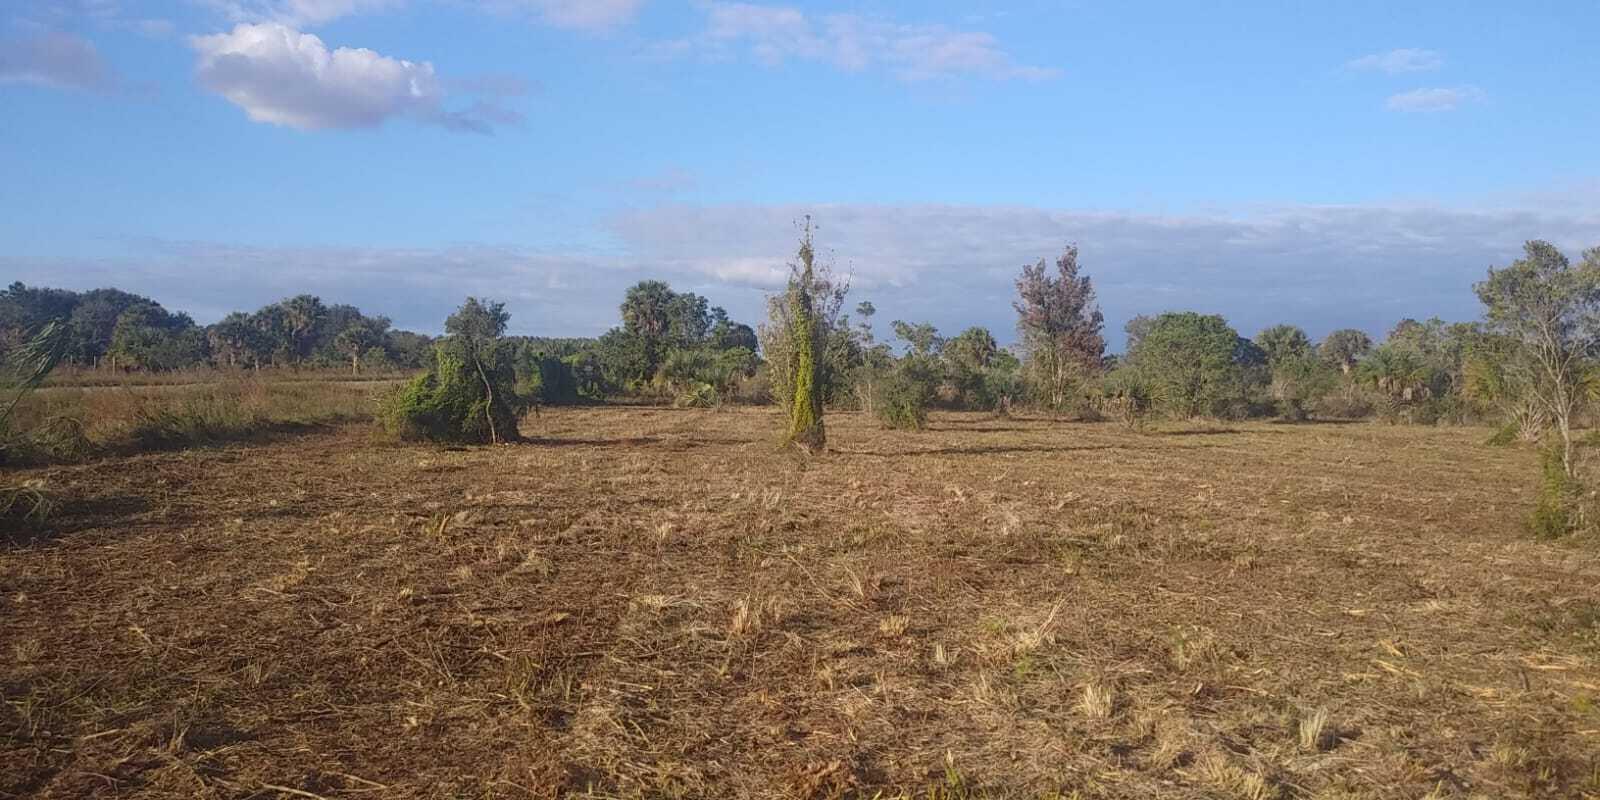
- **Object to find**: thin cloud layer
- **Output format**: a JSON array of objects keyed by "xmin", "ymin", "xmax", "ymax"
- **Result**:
[
  {"xmin": 665, "ymin": 2, "xmax": 1059, "ymax": 81},
  {"xmin": 190, "ymin": 23, "xmax": 517, "ymax": 132},
  {"xmin": 1386, "ymin": 85, "xmax": 1484, "ymax": 113},
  {"xmin": 490, "ymin": 0, "xmax": 646, "ymax": 31},
  {"xmin": 1347, "ymin": 48, "xmax": 1442, "ymax": 73},
  {"xmin": 0, "ymin": 30, "xmax": 117, "ymax": 91},
  {"xmin": 13, "ymin": 201, "xmax": 1600, "ymax": 344},
  {"xmin": 607, "ymin": 202, "xmax": 1600, "ymax": 341},
  {"xmin": 199, "ymin": 0, "xmax": 402, "ymax": 27},
  {"xmin": 201, "ymin": 0, "xmax": 645, "ymax": 29}
]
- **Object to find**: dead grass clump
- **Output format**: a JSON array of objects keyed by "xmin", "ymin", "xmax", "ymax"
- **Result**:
[
  {"xmin": 1298, "ymin": 706, "xmax": 1332, "ymax": 752},
  {"xmin": 1168, "ymin": 625, "xmax": 1223, "ymax": 671},
  {"xmin": 729, "ymin": 595, "xmax": 786, "ymax": 638},
  {"xmin": 1075, "ymin": 679, "xmax": 1116, "ymax": 719},
  {"xmin": 1189, "ymin": 753, "xmax": 1276, "ymax": 800}
]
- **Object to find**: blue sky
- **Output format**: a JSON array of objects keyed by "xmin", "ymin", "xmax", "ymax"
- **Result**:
[{"xmin": 3, "ymin": 1, "xmax": 1599, "ymax": 347}]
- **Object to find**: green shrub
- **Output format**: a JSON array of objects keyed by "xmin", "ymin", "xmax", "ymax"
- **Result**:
[
  {"xmin": 674, "ymin": 382, "xmax": 718, "ymax": 408},
  {"xmin": 517, "ymin": 353, "xmax": 581, "ymax": 406},
  {"xmin": 1485, "ymin": 424, "xmax": 1518, "ymax": 447},
  {"xmin": 380, "ymin": 338, "xmax": 521, "ymax": 444},
  {"xmin": 1531, "ymin": 445, "xmax": 1584, "ymax": 538},
  {"xmin": 1099, "ymin": 366, "xmax": 1151, "ymax": 429},
  {"xmin": 874, "ymin": 358, "xmax": 938, "ymax": 431}
]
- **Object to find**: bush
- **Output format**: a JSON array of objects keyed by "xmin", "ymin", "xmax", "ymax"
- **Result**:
[
  {"xmin": 379, "ymin": 338, "xmax": 521, "ymax": 444},
  {"xmin": 874, "ymin": 357, "xmax": 938, "ymax": 431},
  {"xmin": 1099, "ymin": 367, "xmax": 1151, "ymax": 429},
  {"xmin": 674, "ymin": 382, "xmax": 718, "ymax": 408},
  {"xmin": 1531, "ymin": 446, "xmax": 1584, "ymax": 538},
  {"xmin": 1314, "ymin": 386, "xmax": 1377, "ymax": 420},
  {"xmin": 517, "ymin": 354, "xmax": 580, "ymax": 406}
]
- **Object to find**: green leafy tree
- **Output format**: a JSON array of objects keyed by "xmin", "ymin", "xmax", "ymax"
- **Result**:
[
  {"xmin": 1255, "ymin": 325, "xmax": 1327, "ymax": 420},
  {"xmin": 108, "ymin": 304, "xmax": 208, "ymax": 371},
  {"xmin": 1255, "ymin": 325, "xmax": 1313, "ymax": 365},
  {"xmin": 207, "ymin": 312, "xmax": 268, "ymax": 368},
  {"xmin": 278, "ymin": 294, "xmax": 328, "ymax": 363},
  {"xmin": 334, "ymin": 316, "xmax": 391, "ymax": 374},
  {"xmin": 386, "ymin": 330, "xmax": 435, "ymax": 370},
  {"xmin": 1320, "ymin": 328, "xmax": 1373, "ymax": 375},
  {"xmin": 1464, "ymin": 332, "xmax": 1548, "ymax": 442},
  {"xmin": 594, "ymin": 328, "xmax": 650, "ymax": 394},
  {"xmin": 1475, "ymin": 240, "xmax": 1600, "ymax": 480},
  {"xmin": 944, "ymin": 326, "xmax": 999, "ymax": 408},
  {"xmin": 710, "ymin": 307, "xmax": 759, "ymax": 352},
  {"xmin": 1126, "ymin": 312, "xmax": 1259, "ymax": 418}
]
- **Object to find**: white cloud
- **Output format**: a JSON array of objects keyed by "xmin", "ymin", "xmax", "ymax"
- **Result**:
[
  {"xmin": 1347, "ymin": 48, "xmax": 1442, "ymax": 74},
  {"xmin": 491, "ymin": 0, "xmax": 646, "ymax": 30},
  {"xmin": 199, "ymin": 0, "xmax": 402, "ymax": 27},
  {"xmin": 607, "ymin": 201, "xmax": 1600, "ymax": 341},
  {"xmin": 667, "ymin": 2, "xmax": 1059, "ymax": 81},
  {"xmin": 190, "ymin": 23, "xmax": 517, "ymax": 132},
  {"xmin": 0, "ymin": 30, "xmax": 117, "ymax": 91},
  {"xmin": 1385, "ymin": 85, "xmax": 1485, "ymax": 113},
  {"xmin": 14, "ymin": 198, "xmax": 1600, "ymax": 344},
  {"xmin": 200, "ymin": 0, "xmax": 645, "ymax": 29}
]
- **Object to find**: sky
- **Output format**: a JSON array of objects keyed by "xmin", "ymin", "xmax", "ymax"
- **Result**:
[{"xmin": 3, "ymin": 1, "xmax": 1600, "ymax": 348}]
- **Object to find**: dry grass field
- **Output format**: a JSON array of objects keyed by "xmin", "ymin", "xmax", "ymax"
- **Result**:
[{"xmin": 3, "ymin": 407, "xmax": 1598, "ymax": 799}]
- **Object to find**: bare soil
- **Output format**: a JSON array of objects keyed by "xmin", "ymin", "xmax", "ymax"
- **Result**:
[{"xmin": 3, "ymin": 408, "xmax": 1598, "ymax": 799}]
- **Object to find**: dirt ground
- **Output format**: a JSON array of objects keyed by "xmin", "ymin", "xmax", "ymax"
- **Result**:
[{"xmin": 3, "ymin": 408, "xmax": 1598, "ymax": 799}]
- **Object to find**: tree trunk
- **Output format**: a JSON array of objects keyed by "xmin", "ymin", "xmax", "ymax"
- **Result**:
[{"xmin": 474, "ymin": 354, "xmax": 500, "ymax": 445}]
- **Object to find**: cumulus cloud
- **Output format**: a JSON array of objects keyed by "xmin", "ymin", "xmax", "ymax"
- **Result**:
[
  {"xmin": 1386, "ymin": 85, "xmax": 1485, "ymax": 113},
  {"xmin": 0, "ymin": 30, "xmax": 118, "ymax": 91},
  {"xmin": 662, "ymin": 2, "xmax": 1059, "ymax": 81},
  {"xmin": 1347, "ymin": 48, "xmax": 1442, "ymax": 74},
  {"xmin": 16, "ymin": 199, "xmax": 1598, "ymax": 345},
  {"xmin": 190, "ymin": 23, "xmax": 518, "ymax": 132}
]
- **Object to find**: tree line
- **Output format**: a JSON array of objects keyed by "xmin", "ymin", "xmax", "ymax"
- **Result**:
[
  {"xmin": 8, "ymin": 235, "xmax": 1600, "ymax": 535},
  {"xmin": 0, "ymin": 284, "xmax": 435, "ymax": 373}
]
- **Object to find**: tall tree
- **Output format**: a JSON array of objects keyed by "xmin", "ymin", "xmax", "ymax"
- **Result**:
[
  {"xmin": 334, "ymin": 316, "xmax": 391, "ymax": 374},
  {"xmin": 1475, "ymin": 240, "xmax": 1600, "ymax": 478},
  {"xmin": 278, "ymin": 294, "xmax": 328, "ymax": 363},
  {"xmin": 443, "ymin": 297, "xmax": 514, "ymax": 443},
  {"xmin": 208, "ymin": 312, "xmax": 266, "ymax": 368},
  {"xmin": 1013, "ymin": 245, "xmax": 1106, "ymax": 410},
  {"xmin": 1255, "ymin": 325, "xmax": 1313, "ymax": 366},
  {"xmin": 1320, "ymin": 328, "xmax": 1373, "ymax": 375},
  {"xmin": 784, "ymin": 221, "xmax": 826, "ymax": 453}
]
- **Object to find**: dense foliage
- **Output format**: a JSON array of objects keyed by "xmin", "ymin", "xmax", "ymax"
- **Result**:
[{"xmin": 379, "ymin": 299, "xmax": 521, "ymax": 444}]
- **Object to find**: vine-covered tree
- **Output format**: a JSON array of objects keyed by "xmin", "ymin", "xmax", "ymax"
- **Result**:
[
  {"xmin": 382, "ymin": 297, "xmax": 520, "ymax": 444},
  {"xmin": 776, "ymin": 220, "xmax": 829, "ymax": 452}
]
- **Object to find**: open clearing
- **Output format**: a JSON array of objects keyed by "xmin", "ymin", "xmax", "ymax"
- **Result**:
[{"xmin": 3, "ymin": 408, "xmax": 1598, "ymax": 799}]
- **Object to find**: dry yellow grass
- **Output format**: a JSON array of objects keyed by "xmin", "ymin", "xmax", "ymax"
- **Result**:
[{"xmin": 2, "ymin": 407, "xmax": 1598, "ymax": 798}]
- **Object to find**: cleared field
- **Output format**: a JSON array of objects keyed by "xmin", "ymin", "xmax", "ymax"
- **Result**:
[{"xmin": 2, "ymin": 408, "xmax": 1598, "ymax": 799}]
